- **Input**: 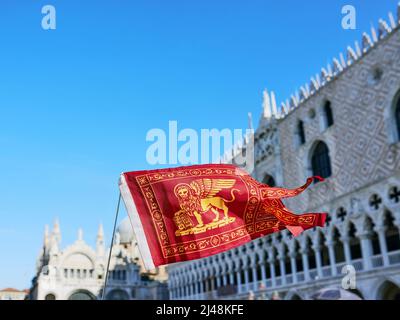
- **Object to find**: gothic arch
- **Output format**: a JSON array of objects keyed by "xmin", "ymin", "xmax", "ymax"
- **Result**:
[
  {"xmin": 255, "ymin": 247, "xmax": 266, "ymax": 263},
  {"xmin": 376, "ymin": 279, "xmax": 400, "ymax": 300},
  {"xmin": 301, "ymin": 236, "xmax": 315, "ymax": 270},
  {"xmin": 296, "ymin": 119, "xmax": 306, "ymax": 146},
  {"xmin": 192, "ymin": 268, "xmax": 199, "ymax": 283},
  {"xmin": 382, "ymin": 210, "xmax": 400, "ymax": 252},
  {"xmin": 68, "ymin": 289, "xmax": 96, "ymax": 300},
  {"xmin": 292, "ymin": 239, "xmax": 303, "ymax": 272},
  {"xmin": 44, "ymin": 293, "xmax": 56, "ymax": 300},
  {"xmin": 389, "ymin": 88, "xmax": 400, "ymax": 142},
  {"xmin": 308, "ymin": 140, "xmax": 332, "ymax": 180},
  {"xmin": 60, "ymin": 245, "xmax": 97, "ymax": 270},
  {"xmin": 233, "ymin": 258, "xmax": 241, "ymax": 273},
  {"xmin": 282, "ymin": 243, "xmax": 292, "ymax": 274},
  {"xmin": 269, "ymin": 246, "xmax": 281, "ymax": 277},
  {"xmin": 106, "ymin": 289, "xmax": 130, "ymax": 300},
  {"xmin": 322, "ymin": 100, "xmax": 334, "ymax": 129},
  {"xmin": 363, "ymin": 215, "xmax": 381, "ymax": 255},
  {"xmin": 346, "ymin": 221, "xmax": 362, "ymax": 260},
  {"xmin": 331, "ymin": 226, "xmax": 345, "ymax": 263},
  {"xmin": 316, "ymin": 231, "xmax": 330, "ymax": 266}
]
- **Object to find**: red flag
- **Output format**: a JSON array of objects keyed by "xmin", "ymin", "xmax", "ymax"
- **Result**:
[{"xmin": 119, "ymin": 164, "xmax": 327, "ymax": 270}]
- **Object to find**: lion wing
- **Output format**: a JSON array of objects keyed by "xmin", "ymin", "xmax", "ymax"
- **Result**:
[{"xmin": 189, "ymin": 179, "xmax": 236, "ymax": 198}]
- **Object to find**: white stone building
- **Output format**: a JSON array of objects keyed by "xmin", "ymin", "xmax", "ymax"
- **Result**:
[
  {"xmin": 168, "ymin": 4, "xmax": 400, "ymax": 300},
  {"xmin": 30, "ymin": 218, "xmax": 168, "ymax": 300},
  {"xmin": 0, "ymin": 288, "xmax": 28, "ymax": 300}
]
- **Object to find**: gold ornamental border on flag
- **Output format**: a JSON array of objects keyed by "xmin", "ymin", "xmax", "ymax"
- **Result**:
[{"xmin": 132, "ymin": 167, "xmax": 316, "ymax": 259}]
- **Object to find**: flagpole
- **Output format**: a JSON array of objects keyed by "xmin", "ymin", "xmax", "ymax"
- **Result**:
[{"xmin": 101, "ymin": 192, "xmax": 121, "ymax": 300}]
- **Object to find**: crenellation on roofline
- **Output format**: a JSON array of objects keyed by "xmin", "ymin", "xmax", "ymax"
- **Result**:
[
  {"xmin": 223, "ymin": 3, "xmax": 400, "ymax": 164},
  {"xmin": 260, "ymin": 3, "xmax": 400, "ymax": 124}
]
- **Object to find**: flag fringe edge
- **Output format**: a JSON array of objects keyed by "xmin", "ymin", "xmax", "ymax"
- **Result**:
[{"xmin": 119, "ymin": 174, "xmax": 155, "ymax": 270}]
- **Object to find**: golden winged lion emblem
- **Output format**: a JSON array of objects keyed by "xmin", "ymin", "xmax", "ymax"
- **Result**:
[{"xmin": 172, "ymin": 179, "xmax": 239, "ymax": 236}]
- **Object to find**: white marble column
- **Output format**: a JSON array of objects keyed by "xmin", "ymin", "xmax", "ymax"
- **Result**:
[
  {"xmin": 223, "ymin": 274, "xmax": 228, "ymax": 286},
  {"xmin": 279, "ymin": 257, "xmax": 286, "ymax": 285},
  {"xmin": 193, "ymin": 283, "xmax": 198, "ymax": 297},
  {"xmin": 216, "ymin": 275, "xmax": 221, "ymax": 288},
  {"xmin": 326, "ymin": 240, "xmax": 337, "ymax": 276},
  {"xmin": 269, "ymin": 259, "xmax": 276, "ymax": 287},
  {"xmin": 205, "ymin": 278, "xmax": 210, "ymax": 292},
  {"xmin": 313, "ymin": 245, "xmax": 323, "ymax": 278},
  {"xmin": 301, "ymin": 249, "xmax": 311, "ymax": 281},
  {"xmin": 252, "ymin": 265, "xmax": 258, "ymax": 291},
  {"xmin": 260, "ymin": 262, "xmax": 267, "ymax": 286},
  {"xmin": 375, "ymin": 226, "xmax": 390, "ymax": 266},
  {"xmin": 229, "ymin": 272, "xmax": 235, "ymax": 285},
  {"xmin": 341, "ymin": 236, "xmax": 352, "ymax": 264},
  {"xmin": 236, "ymin": 270, "xmax": 242, "ymax": 293},
  {"xmin": 358, "ymin": 232, "xmax": 373, "ymax": 270},
  {"xmin": 244, "ymin": 268, "xmax": 250, "ymax": 291},
  {"xmin": 188, "ymin": 283, "xmax": 193, "ymax": 297},
  {"xmin": 290, "ymin": 252, "xmax": 298, "ymax": 283},
  {"xmin": 184, "ymin": 285, "xmax": 188, "ymax": 298}
]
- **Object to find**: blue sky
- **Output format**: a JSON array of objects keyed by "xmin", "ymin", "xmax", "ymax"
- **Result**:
[{"xmin": 0, "ymin": 0, "xmax": 397, "ymax": 289}]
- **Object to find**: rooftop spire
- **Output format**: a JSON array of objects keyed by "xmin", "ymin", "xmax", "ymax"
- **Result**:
[
  {"xmin": 262, "ymin": 89, "xmax": 272, "ymax": 119},
  {"xmin": 77, "ymin": 228, "xmax": 83, "ymax": 241},
  {"xmin": 398, "ymin": 2, "xmax": 400, "ymax": 22},
  {"xmin": 248, "ymin": 112, "xmax": 253, "ymax": 130},
  {"xmin": 52, "ymin": 218, "xmax": 61, "ymax": 245},
  {"xmin": 97, "ymin": 223, "xmax": 104, "ymax": 240},
  {"xmin": 273, "ymin": 3, "xmax": 399, "ymax": 120},
  {"xmin": 96, "ymin": 223, "xmax": 105, "ymax": 257},
  {"xmin": 43, "ymin": 225, "xmax": 49, "ymax": 249},
  {"xmin": 270, "ymin": 91, "xmax": 278, "ymax": 118}
]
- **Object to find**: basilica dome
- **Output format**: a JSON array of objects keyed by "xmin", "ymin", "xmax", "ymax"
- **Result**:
[{"xmin": 117, "ymin": 217, "xmax": 135, "ymax": 244}]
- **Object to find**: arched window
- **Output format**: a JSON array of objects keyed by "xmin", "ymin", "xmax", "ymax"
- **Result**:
[
  {"xmin": 256, "ymin": 256, "xmax": 262, "ymax": 282},
  {"xmin": 273, "ymin": 248, "xmax": 281, "ymax": 277},
  {"xmin": 262, "ymin": 174, "xmax": 276, "ymax": 187},
  {"xmin": 297, "ymin": 120, "xmax": 306, "ymax": 145},
  {"xmin": 383, "ymin": 210, "xmax": 400, "ymax": 252},
  {"xmin": 283, "ymin": 244, "xmax": 292, "ymax": 274},
  {"xmin": 318, "ymin": 232, "xmax": 330, "ymax": 266},
  {"xmin": 306, "ymin": 237, "xmax": 316, "ymax": 269},
  {"xmin": 378, "ymin": 281, "xmax": 400, "ymax": 300},
  {"xmin": 208, "ymin": 278, "xmax": 213, "ymax": 291},
  {"xmin": 68, "ymin": 290, "xmax": 96, "ymax": 300},
  {"xmin": 248, "ymin": 261, "xmax": 253, "ymax": 283},
  {"xmin": 294, "ymin": 241, "xmax": 303, "ymax": 272},
  {"xmin": 311, "ymin": 141, "xmax": 332, "ymax": 180},
  {"xmin": 364, "ymin": 216, "xmax": 381, "ymax": 255},
  {"xmin": 348, "ymin": 222, "xmax": 362, "ymax": 260},
  {"xmin": 323, "ymin": 101, "xmax": 334, "ymax": 128},
  {"xmin": 45, "ymin": 294, "xmax": 56, "ymax": 300},
  {"xmin": 106, "ymin": 289, "xmax": 129, "ymax": 300},
  {"xmin": 396, "ymin": 94, "xmax": 400, "ymax": 141},
  {"xmin": 332, "ymin": 228, "xmax": 345, "ymax": 263}
]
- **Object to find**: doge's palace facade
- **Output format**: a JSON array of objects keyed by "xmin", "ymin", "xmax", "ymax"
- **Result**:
[{"xmin": 168, "ymin": 4, "xmax": 400, "ymax": 300}]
